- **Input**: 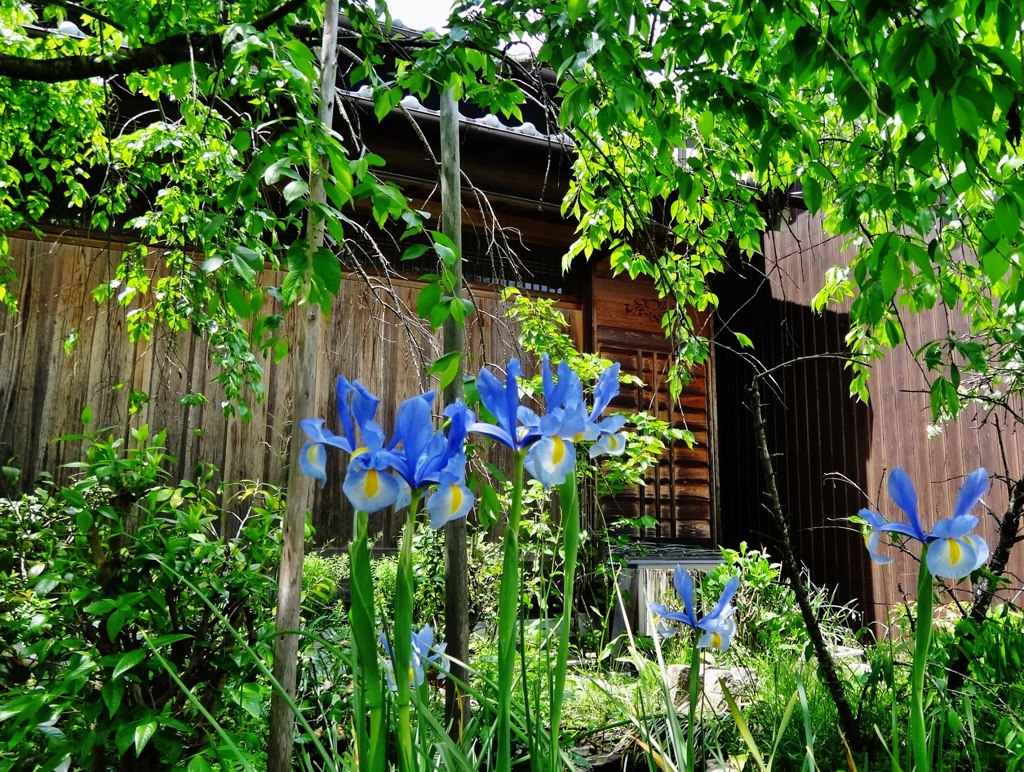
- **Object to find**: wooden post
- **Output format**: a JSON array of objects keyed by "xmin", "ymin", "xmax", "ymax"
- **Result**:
[
  {"xmin": 266, "ymin": 1, "xmax": 339, "ymax": 768},
  {"xmin": 439, "ymin": 87, "xmax": 471, "ymax": 736}
]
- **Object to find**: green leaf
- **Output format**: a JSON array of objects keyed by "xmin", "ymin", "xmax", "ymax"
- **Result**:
[
  {"xmin": 112, "ymin": 648, "xmax": 146, "ymax": 679},
  {"xmin": 734, "ymin": 331, "xmax": 754, "ymax": 348},
  {"xmin": 839, "ymin": 78, "xmax": 871, "ymax": 120},
  {"xmin": 432, "ymin": 232, "xmax": 459, "ymax": 266},
  {"xmin": 952, "ymin": 94, "xmax": 981, "ymax": 133},
  {"xmin": 697, "ymin": 110, "xmax": 715, "ymax": 138},
  {"xmin": 567, "ymin": 0, "xmax": 588, "ymax": 20},
  {"xmin": 226, "ymin": 285, "xmax": 252, "ymax": 320},
  {"xmin": 106, "ymin": 609, "xmax": 127, "ymax": 643},
  {"xmin": 416, "ymin": 282, "xmax": 442, "ymax": 320},
  {"xmin": 102, "ymin": 678, "xmax": 125, "ymax": 717},
  {"xmin": 116, "ymin": 722, "xmax": 134, "ymax": 757},
  {"xmin": 916, "ymin": 42, "xmax": 936, "ymax": 81},
  {"xmin": 311, "ymin": 247, "xmax": 342, "ymax": 297},
  {"xmin": 428, "ymin": 302, "xmax": 450, "ymax": 330},
  {"xmin": 201, "ymin": 256, "xmax": 224, "ymax": 273},
  {"xmin": 449, "ymin": 296, "xmax": 473, "ymax": 324},
  {"xmin": 982, "ymin": 247, "xmax": 1009, "ymax": 285},
  {"xmin": 83, "ymin": 599, "xmax": 117, "ymax": 614},
  {"xmin": 187, "ymin": 755, "xmax": 215, "ymax": 772},
  {"xmin": 61, "ymin": 486, "xmax": 87, "ymax": 507},
  {"xmin": 134, "ymin": 721, "xmax": 157, "ymax": 754},
  {"xmin": 148, "ymin": 633, "xmax": 193, "ymax": 648},
  {"xmin": 402, "ymin": 243, "xmax": 429, "ymax": 261},
  {"xmin": 428, "ymin": 351, "xmax": 462, "ymax": 391},
  {"xmin": 478, "ymin": 483, "xmax": 501, "ymax": 529},
  {"xmin": 801, "ymin": 176, "xmax": 821, "ymax": 214},
  {"xmin": 995, "ymin": 196, "xmax": 1020, "ymax": 240},
  {"xmin": 80, "ymin": 404, "xmax": 92, "ymax": 426},
  {"xmin": 282, "ymin": 179, "xmax": 309, "ymax": 205},
  {"xmin": 75, "ymin": 510, "xmax": 93, "ymax": 532}
]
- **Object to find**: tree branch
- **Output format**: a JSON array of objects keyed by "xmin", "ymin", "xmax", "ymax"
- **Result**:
[
  {"xmin": 0, "ymin": 0, "xmax": 310, "ymax": 83},
  {"xmin": 747, "ymin": 377, "xmax": 863, "ymax": 751}
]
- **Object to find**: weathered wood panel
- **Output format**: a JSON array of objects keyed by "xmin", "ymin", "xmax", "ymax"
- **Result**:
[
  {"xmin": 716, "ymin": 210, "xmax": 1024, "ymax": 632},
  {"xmin": 0, "ymin": 233, "xmax": 582, "ymax": 549},
  {"xmin": 593, "ymin": 258, "xmax": 717, "ymax": 545}
]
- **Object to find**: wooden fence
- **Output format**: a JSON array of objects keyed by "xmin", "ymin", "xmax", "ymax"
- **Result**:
[{"xmin": 0, "ymin": 232, "xmax": 584, "ymax": 547}]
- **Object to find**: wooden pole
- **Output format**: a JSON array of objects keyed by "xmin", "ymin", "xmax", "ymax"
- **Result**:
[
  {"xmin": 439, "ymin": 87, "xmax": 471, "ymax": 737},
  {"xmin": 267, "ymin": 1, "xmax": 339, "ymax": 768}
]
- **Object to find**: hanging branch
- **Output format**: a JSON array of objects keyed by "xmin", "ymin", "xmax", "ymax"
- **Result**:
[
  {"xmin": 746, "ymin": 376, "xmax": 862, "ymax": 751},
  {"xmin": 0, "ymin": 0, "xmax": 309, "ymax": 83}
]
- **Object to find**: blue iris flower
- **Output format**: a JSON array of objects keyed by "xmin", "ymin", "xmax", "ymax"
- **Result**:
[
  {"xmin": 299, "ymin": 376, "xmax": 401, "ymax": 513},
  {"xmin": 521, "ymin": 358, "xmax": 589, "ymax": 487},
  {"xmin": 649, "ymin": 565, "xmax": 740, "ymax": 651},
  {"xmin": 299, "ymin": 377, "xmax": 475, "ymax": 520},
  {"xmin": 343, "ymin": 427, "xmax": 402, "ymax": 513},
  {"xmin": 386, "ymin": 397, "xmax": 476, "ymax": 527},
  {"xmin": 472, "ymin": 359, "xmax": 536, "ymax": 451},
  {"xmin": 298, "ymin": 375, "xmax": 382, "ymax": 485},
  {"xmin": 472, "ymin": 356, "xmax": 625, "ymax": 488},
  {"xmin": 584, "ymin": 362, "xmax": 628, "ymax": 458},
  {"xmin": 380, "ymin": 624, "xmax": 448, "ymax": 691},
  {"xmin": 860, "ymin": 467, "xmax": 990, "ymax": 580}
]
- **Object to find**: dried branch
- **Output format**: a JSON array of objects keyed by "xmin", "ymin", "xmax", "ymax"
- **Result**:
[{"xmin": 747, "ymin": 376, "xmax": 863, "ymax": 751}]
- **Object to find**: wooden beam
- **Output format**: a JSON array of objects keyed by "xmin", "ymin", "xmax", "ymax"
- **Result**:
[{"xmin": 267, "ymin": 0, "xmax": 339, "ymax": 767}]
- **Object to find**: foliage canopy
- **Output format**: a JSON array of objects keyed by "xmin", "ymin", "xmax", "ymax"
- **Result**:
[{"xmin": 1, "ymin": 0, "xmax": 1023, "ymax": 418}]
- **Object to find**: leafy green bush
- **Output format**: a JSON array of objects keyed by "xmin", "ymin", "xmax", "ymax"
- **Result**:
[
  {"xmin": 0, "ymin": 426, "xmax": 283, "ymax": 770},
  {"xmin": 301, "ymin": 552, "xmax": 349, "ymax": 622},
  {"xmin": 700, "ymin": 542, "xmax": 858, "ymax": 657}
]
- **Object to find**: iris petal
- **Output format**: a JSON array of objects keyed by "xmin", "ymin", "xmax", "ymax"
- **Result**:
[
  {"xmin": 698, "ymin": 616, "xmax": 737, "ymax": 651},
  {"xmin": 929, "ymin": 514, "xmax": 979, "ymax": 540},
  {"xmin": 672, "ymin": 565, "xmax": 699, "ymax": 626},
  {"xmin": 524, "ymin": 435, "xmax": 577, "ymax": 488},
  {"xmin": 428, "ymin": 482, "xmax": 475, "ymax": 530},
  {"xmin": 590, "ymin": 362, "xmax": 622, "ymax": 417},
  {"xmin": 865, "ymin": 528, "xmax": 894, "ymax": 565},
  {"xmin": 952, "ymin": 468, "xmax": 989, "ymax": 518},
  {"xmin": 589, "ymin": 432, "xmax": 627, "ymax": 458},
  {"xmin": 299, "ymin": 442, "xmax": 327, "ymax": 486},
  {"xmin": 888, "ymin": 468, "xmax": 926, "ymax": 540},
  {"xmin": 704, "ymin": 576, "xmax": 740, "ymax": 622},
  {"xmin": 927, "ymin": 537, "xmax": 981, "ymax": 580},
  {"xmin": 343, "ymin": 467, "xmax": 400, "ymax": 513}
]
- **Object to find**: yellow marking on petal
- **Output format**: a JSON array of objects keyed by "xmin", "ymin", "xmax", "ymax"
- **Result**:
[
  {"xmin": 711, "ymin": 632, "xmax": 722, "ymax": 649},
  {"xmin": 572, "ymin": 432, "xmax": 584, "ymax": 442},
  {"xmin": 450, "ymin": 485, "xmax": 462, "ymax": 512},
  {"xmin": 306, "ymin": 445, "xmax": 319, "ymax": 462},
  {"xmin": 365, "ymin": 469, "xmax": 379, "ymax": 497},
  {"xmin": 946, "ymin": 538, "xmax": 961, "ymax": 566},
  {"xmin": 351, "ymin": 446, "xmax": 368, "ymax": 460},
  {"xmin": 551, "ymin": 437, "xmax": 565, "ymax": 465}
]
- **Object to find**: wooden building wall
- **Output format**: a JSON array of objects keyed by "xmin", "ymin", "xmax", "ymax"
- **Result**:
[
  {"xmin": 591, "ymin": 258, "xmax": 717, "ymax": 546},
  {"xmin": 0, "ymin": 232, "xmax": 585, "ymax": 548},
  {"xmin": 715, "ymin": 210, "xmax": 1024, "ymax": 632}
]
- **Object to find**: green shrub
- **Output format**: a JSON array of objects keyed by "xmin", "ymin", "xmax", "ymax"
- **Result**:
[
  {"xmin": 0, "ymin": 426, "xmax": 283, "ymax": 770},
  {"xmin": 700, "ymin": 542, "xmax": 858, "ymax": 657}
]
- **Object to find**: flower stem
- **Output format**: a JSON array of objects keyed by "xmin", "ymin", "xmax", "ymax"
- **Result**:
[
  {"xmin": 497, "ymin": 451, "xmax": 526, "ymax": 770},
  {"xmin": 549, "ymin": 475, "xmax": 580, "ymax": 769},
  {"xmin": 349, "ymin": 510, "xmax": 385, "ymax": 772},
  {"xmin": 911, "ymin": 549, "xmax": 934, "ymax": 772},
  {"xmin": 687, "ymin": 638, "xmax": 701, "ymax": 772},
  {"xmin": 394, "ymin": 491, "xmax": 421, "ymax": 772}
]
